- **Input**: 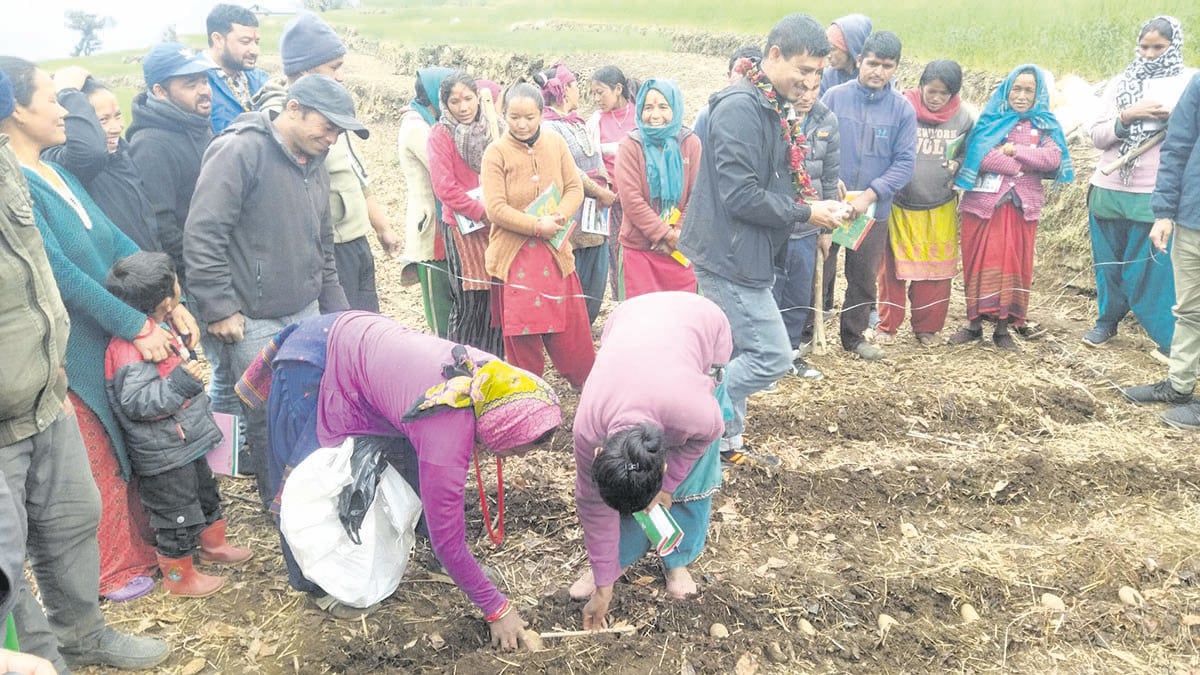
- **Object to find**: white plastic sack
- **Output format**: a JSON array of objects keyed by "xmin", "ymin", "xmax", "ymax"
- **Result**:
[{"xmin": 280, "ymin": 437, "xmax": 423, "ymax": 608}]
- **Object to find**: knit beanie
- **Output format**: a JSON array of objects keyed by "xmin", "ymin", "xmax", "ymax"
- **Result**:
[
  {"xmin": 0, "ymin": 70, "xmax": 13, "ymax": 120},
  {"xmin": 280, "ymin": 12, "xmax": 347, "ymax": 77}
]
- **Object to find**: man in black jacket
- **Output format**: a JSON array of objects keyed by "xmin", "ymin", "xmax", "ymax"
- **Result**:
[
  {"xmin": 185, "ymin": 74, "xmax": 355, "ymax": 505},
  {"xmin": 127, "ymin": 42, "xmax": 215, "ymax": 291},
  {"xmin": 677, "ymin": 13, "xmax": 842, "ymax": 465}
]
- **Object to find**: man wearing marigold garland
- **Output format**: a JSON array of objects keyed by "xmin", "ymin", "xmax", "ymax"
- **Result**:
[
  {"xmin": 821, "ymin": 31, "xmax": 917, "ymax": 361},
  {"xmin": 677, "ymin": 13, "xmax": 842, "ymax": 466}
]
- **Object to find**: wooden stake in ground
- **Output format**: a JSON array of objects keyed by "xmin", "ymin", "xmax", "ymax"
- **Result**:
[
  {"xmin": 813, "ymin": 247, "xmax": 827, "ymax": 355},
  {"xmin": 538, "ymin": 625, "xmax": 637, "ymax": 639}
]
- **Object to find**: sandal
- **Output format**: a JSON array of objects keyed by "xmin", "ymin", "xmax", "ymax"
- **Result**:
[
  {"xmin": 992, "ymin": 332, "xmax": 1018, "ymax": 351},
  {"xmin": 946, "ymin": 327, "xmax": 983, "ymax": 345},
  {"xmin": 915, "ymin": 332, "xmax": 940, "ymax": 346}
]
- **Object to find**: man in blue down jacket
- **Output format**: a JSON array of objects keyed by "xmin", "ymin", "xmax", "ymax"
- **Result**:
[
  {"xmin": 678, "ymin": 13, "xmax": 842, "ymax": 465},
  {"xmin": 184, "ymin": 74, "xmax": 355, "ymax": 505},
  {"xmin": 821, "ymin": 30, "xmax": 917, "ymax": 361}
]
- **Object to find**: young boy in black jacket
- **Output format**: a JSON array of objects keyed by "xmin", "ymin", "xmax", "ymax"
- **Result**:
[{"xmin": 104, "ymin": 252, "xmax": 251, "ymax": 597}]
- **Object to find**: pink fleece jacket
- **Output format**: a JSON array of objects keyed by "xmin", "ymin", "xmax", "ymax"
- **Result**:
[
  {"xmin": 572, "ymin": 292, "xmax": 732, "ymax": 588},
  {"xmin": 959, "ymin": 119, "xmax": 1062, "ymax": 222}
]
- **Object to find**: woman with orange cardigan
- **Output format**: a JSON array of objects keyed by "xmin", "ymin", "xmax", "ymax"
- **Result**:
[
  {"xmin": 481, "ymin": 83, "xmax": 595, "ymax": 388},
  {"xmin": 615, "ymin": 79, "xmax": 701, "ymax": 298}
]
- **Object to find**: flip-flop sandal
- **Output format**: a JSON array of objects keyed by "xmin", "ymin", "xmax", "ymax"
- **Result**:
[
  {"xmin": 102, "ymin": 575, "xmax": 155, "ymax": 602},
  {"xmin": 993, "ymin": 332, "xmax": 1019, "ymax": 351}
]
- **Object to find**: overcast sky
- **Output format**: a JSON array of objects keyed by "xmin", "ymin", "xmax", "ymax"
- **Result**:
[{"xmin": 1, "ymin": 0, "xmax": 302, "ymax": 61}]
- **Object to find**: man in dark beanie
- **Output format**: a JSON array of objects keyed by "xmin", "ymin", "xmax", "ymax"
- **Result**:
[
  {"xmin": 186, "ymin": 74, "xmax": 358, "ymax": 506},
  {"xmin": 255, "ymin": 11, "xmax": 401, "ymax": 312},
  {"xmin": 0, "ymin": 67, "xmax": 170, "ymax": 672}
]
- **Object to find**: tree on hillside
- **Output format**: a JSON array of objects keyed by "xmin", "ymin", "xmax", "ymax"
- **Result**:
[{"xmin": 65, "ymin": 10, "xmax": 114, "ymax": 57}]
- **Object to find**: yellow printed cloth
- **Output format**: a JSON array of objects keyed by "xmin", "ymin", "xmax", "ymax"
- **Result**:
[{"xmin": 888, "ymin": 200, "xmax": 959, "ymax": 281}]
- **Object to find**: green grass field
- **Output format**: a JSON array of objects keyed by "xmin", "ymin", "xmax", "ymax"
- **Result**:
[{"xmin": 35, "ymin": 0, "xmax": 1200, "ymax": 119}]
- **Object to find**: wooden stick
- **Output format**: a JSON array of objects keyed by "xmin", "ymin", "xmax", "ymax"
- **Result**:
[
  {"xmin": 538, "ymin": 625, "xmax": 637, "ymax": 639},
  {"xmin": 813, "ymin": 247, "xmax": 827, "ymax": 355},
  {"xmin": 1100, "ymin": 128, "xmax": 1167, "ymax": 175}
]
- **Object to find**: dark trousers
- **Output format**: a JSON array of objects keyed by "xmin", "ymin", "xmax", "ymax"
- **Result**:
[
  {"xmin": 773, "ymin": 235, "xmax": 818, "ymax": 349},
  {"xmin": 334, "ymin": 236, "xmax": 380, "ymax": 312},
  {"xmin": 137, "ymin": 457, "xmax": 222, "ymax": 558},
  {"xmin": 821, "ymin": 217, "xmax": 889, "ymax": 350}
]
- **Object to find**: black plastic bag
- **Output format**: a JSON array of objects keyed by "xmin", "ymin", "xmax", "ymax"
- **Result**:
[{"xmin": 337, "ymin": 436, "xmax": 390, "ymax": 545}]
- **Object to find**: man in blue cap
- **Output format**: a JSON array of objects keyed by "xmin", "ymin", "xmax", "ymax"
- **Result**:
[
  {"xmin": 185, "ymin": 74, "xmax": 359, "ymax": 506},
  {"xmin": 0, "ymin": 67, "xmax": 169, "ymax": 673},
  {"xmin": 127, "ymin": 42, "xmax": 215, "ymax": 295}
]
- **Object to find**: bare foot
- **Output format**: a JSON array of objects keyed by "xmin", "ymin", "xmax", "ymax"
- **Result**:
[
  {"xmin": 664, "ymin": 567, "xmax": 697, "ymax": 599},
  {"xmin": 569, "ymin": 570, "xmax": 596, "ymax": 600}
]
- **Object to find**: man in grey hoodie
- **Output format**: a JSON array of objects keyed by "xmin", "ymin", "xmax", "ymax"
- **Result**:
[{"xmin": 184, "ymin": 74, "xmax": 354, "ymax": 505}]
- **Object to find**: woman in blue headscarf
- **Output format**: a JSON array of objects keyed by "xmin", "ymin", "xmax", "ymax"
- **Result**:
[
  {"xmin": 613, "ymin": 79, "xmax": 701, "ymax": 298},
  {"xmin": 398, "ymin": 66, "xmax": 454, "ymax": 337},
  {"xmin": 946, "ymin": 64, "xmax": 1073, "ymax": 351}
]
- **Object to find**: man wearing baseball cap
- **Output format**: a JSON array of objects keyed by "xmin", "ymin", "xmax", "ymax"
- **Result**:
[
  {"xmin": 254, "ymin": 11, "xmax": 401, "ymax": 314},
  {"xmin": 185, "ymin": 73, "xmax": 358, "ymax": 506},
  {"xmin": 127, "ymin": 41, "xmax": 216, "ymax": 295}
]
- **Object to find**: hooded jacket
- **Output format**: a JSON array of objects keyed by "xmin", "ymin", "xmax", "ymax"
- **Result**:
[
  {"xmin": 105, "ymin": 331, "xmax": 222, "ymax": 477},
  {"xmin": 43, "ymin": 88, "xmax": 160, "ymax": 252},
  {"xmin": 676, "ymin": 78, "xmax": 814, "ymax": 288},
  {"xmin": 793, "ymin": 100, "xmax": 841, "ymax": 237},
  {"xmin": 821, "ymin": 79, "xmax": 917, "ymax": 220},
  {"xmin": 184, "ymin": 110, "xmax": 349, "ymax": 323},
  {"xmin": 126, "ymin": 92, "xmax": 213, "ymax": 285},
  {"xmin": 820, "ymin": 14, "xmax": 873, "ymax": 96}
]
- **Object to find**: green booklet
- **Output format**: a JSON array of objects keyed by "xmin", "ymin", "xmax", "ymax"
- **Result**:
[
  {"xmin": 830, "ymin": 195, "xmax": 876, "ymax": 251},
  {"xmin": 525, "ymin": 184, "xmax": 576, "ymax": 250}
]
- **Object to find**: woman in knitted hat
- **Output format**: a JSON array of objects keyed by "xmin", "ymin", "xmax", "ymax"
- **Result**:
[{"xmin": 241, "ymin": 311, "xmax": 561, "ymax": 649}]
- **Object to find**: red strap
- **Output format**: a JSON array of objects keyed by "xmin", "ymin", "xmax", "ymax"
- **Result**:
[{"xmin": 473, "ymin": 451, "xmax": 505, "ymax": 545}]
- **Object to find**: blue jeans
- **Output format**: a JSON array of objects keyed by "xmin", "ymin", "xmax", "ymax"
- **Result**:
[
  {"xmin": 201, "ymin": 302, "xmax": 319, "ymax": 506},
  {"xmin": 694, "ymin": 267, "xmax": 792, "ymax": 446},
  {"xmin": 773, "ymin": 235, "xmax": 818, "ymax": 349}
]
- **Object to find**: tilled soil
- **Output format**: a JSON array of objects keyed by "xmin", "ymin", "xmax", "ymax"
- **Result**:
[{"xmin": 78, "ymin": 26, "xmax": 1200, "ymax": 675}]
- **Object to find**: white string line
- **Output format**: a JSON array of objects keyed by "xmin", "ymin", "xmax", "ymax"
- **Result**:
[{"xmin": 406, "ymin": 248, "xmax": 1170, "ymax": 318}]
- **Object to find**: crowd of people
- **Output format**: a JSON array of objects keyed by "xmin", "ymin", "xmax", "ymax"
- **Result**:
[{"xmin": 1, "ymin": 4, "xmax": 1199, "ymax": 670}]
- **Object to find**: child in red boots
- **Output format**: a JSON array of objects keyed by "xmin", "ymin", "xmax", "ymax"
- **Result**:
[{"xmin": 104, "ymin": 252, "xmax": 252, "ymax": 597}]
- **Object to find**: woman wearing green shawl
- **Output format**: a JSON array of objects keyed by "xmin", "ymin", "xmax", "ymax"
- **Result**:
[
  {"xmin": 614, "ymin": 79, "xmax": 701, "ymax": 298},
  {"xmin": 398, "ymin": 66, "xmax": 455, "ymax": 337}
]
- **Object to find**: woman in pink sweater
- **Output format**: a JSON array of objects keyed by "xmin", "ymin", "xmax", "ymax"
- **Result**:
[
  {"xmin": 428, "ymin": 71, "xmax": 505, "ymax": 357},
  {"xmin": 948, "ymin": 65, "xmax": 1073, "ymax": 350},
  {"xmin": 615, "ymin": 79, "xmax": 702, "ymax": 298},
  {"xmin": 569, "ymin": 292, "xmax": 731, "ymax": 629}
]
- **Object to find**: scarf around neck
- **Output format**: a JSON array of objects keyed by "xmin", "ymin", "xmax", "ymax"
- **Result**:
[
  {"xmin": 733, "ymin": 57, "xmax": 817, "ymax": 202},
  {"xmin": 439, "ymin": 103, "xmax": 500, "ymax": 174},
  {"xmin": 903, "ymin": 87, "xmax": 962, "ymax": 125},
  {"xmin": 635, "ymin": 78, "xmax": 685, "ymax": 209},
  {"xmin": 1115, "ymin": 16, "xmax": 1184, "ymax": 173},
  {"xmin": 955, "ymin": 64, "xmax": 1074, "ymax": 190}
]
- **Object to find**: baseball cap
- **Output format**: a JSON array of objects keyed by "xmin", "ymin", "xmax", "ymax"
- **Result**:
[
  {"xmin": 286, "ymin": 74, "xmax": 369, "ymax": 139},
  {"xmin": 143, "ymin": 42, "xmax": 216, "ymax": 89}
]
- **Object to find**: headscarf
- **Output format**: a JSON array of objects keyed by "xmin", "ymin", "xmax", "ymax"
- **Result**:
[
  {"xmin": 539, "ymin": 64, "xmax": 586, "ymax": 125},
  {"xmin": 403, "ymin": 346, "xmax": 562, "ymax": 453},
  {"xmin": 954, "ymin": 64, "xmax": 1074, "ymax": 190},
  {"xmin": 1115, "ymin": 16, "xmax": 1184, "ymax": 165},
  {"xmin": 413, "ymin": 66, "xmax": 454, "ymax": 127},
  {"xmin": 634, "ymin": 79, "xmax": 685, "ymax": 209},
  {"xmin": 438, "ymin": 79, "xmax": 503, "ymax": 174}
]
